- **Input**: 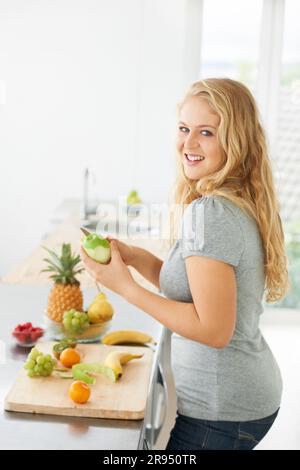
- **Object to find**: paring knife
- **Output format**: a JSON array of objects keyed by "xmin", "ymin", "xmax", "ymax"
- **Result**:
[{"xmin": 80, "ymin": 226, "xmax": 91, "ymax": 237}]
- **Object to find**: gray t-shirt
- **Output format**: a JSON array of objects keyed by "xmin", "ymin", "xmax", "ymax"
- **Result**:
[{"xmin": 159, "ymin": 195, "xmax": 282, "ymax": 422}]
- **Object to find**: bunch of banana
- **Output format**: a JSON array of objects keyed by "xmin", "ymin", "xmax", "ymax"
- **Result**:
[
  {"xmin": 104, "ymin": 351, "xmax": 143, "ymax": 380},
  {"xmin": 102, "ymin": 330, "xmax": 155, "ymax": 346}
]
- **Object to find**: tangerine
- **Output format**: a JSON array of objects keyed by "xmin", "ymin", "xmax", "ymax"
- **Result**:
[
  {"xmin": 60, "ymin": 348, "xmax": 81, "ymax": 368},
  {"xmin": 69, "ymin": 380, "xmax": 91, "ymax": 404}
]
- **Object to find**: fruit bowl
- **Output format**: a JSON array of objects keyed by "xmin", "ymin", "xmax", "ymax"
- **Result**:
[{"xmin": 44, "ymin": 316, "xmax": 112, "ymax": 343}]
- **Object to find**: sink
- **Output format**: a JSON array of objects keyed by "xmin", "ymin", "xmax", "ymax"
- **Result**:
[{"xmin": 81, "ymin": 219, "xmax": 158, "ymax": 237}]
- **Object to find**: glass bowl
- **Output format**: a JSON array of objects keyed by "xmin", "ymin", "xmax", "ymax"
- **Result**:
[
  {"xmin": 12, "ymin": 329, "xmax": 45, "ymax": 348},
  {"xmin": 44, "ymin": 316, "xmax": 112, "ymax": 343}
]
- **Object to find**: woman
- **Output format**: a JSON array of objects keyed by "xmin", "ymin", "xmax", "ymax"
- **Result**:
[{"xmin": 80, "ymin": 78, "xmax": 289, "ymax": 450}]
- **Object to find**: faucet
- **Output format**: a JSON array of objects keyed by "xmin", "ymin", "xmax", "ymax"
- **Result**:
[{"xmin": 81, "ymin": 167, "xmax": 96, "ymax": 221}]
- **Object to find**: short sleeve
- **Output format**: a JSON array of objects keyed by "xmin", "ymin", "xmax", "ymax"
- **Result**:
[{"xmin": 180, "ymin": 196, "xmax": 244, "ymax": 267}]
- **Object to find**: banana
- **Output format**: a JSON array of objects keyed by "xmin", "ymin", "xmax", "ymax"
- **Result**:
[
  {"xmin": 102, "ymin": 330, "xmax": 155, "ymax": 346},
  {"xmin": 104, "ymin": 351, "xmax": 143, "ymax": 380}
]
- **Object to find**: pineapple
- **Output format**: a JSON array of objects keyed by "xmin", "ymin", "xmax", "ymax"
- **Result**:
[{"xmin": 41, "ymin": 243, "xmax": 84, "ymax": 323}]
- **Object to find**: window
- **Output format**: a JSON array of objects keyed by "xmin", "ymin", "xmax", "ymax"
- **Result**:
[
  {"xmin": 269, "ymin": 0, "xmax": 300, "ymax": 309},
  {"xmin": 199, "ymin": 0, "xmax": 299, "ymax": 308},
  {"xmin": 200, "ymin": 0, "xmax": 262, "ymax": 91}
]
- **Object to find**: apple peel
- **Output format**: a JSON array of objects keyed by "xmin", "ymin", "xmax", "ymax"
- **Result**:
[{"xmin": 72, "ymin": 362, "xmax": 117, "ymax": 384}]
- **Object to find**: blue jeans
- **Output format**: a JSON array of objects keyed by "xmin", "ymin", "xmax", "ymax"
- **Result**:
[{"xmin": 166, "ymin": 408, "xmax": 280, "ymax": 450}]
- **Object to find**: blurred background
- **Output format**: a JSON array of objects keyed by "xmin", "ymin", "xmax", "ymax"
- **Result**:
[
  {"xmin": 0, "ymin": 0, "xmax": 299, "ymax": 301},
  {"xmin": 0, "ymin": 0, "xmax": 300, "ymax": 450},
  {"xmin": 0, "ymin": 0, "xmax": 300, "ymax": 307}
]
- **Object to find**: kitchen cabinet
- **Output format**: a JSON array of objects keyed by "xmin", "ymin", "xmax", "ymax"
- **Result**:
[{"xmin": 139, "ymin": 328, "xmax": 171, "ymax": 450}]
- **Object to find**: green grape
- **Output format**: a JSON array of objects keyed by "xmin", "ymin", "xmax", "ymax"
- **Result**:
[
  {"xmin": 63, "ymin": 310, "xmax": 89, "ymax": 334},
  {"xmin": 29, "ymin": 347, "xmax": 40, "ymax": 361},
  {"xmin": 35, "ymin": 353, "xmax": 42, "ymax": 362},
  {"xmin": 37, "ymin": 356, "xmax": 45, "ymax": 365},
  {"xmin": 65, "ymin": 309, "xmax": 74, "ymax": 317},
  {"xmin": 71, "ymin": 318, "xmax": 80, "ymax": 329},
  {"xmin": 24, "ymin": 348, "xmax": 57, "ymax": 378},
  {"xmin": 63, "ymin": 318, "xmax": 72, "ymax": 330},
  {"xmin": 27, "ymin": 359, "xmax": 35, "ymax": 369},
  {"xmin": 65, "ymin": 310, "xmax": 74, "ymax": 319}
]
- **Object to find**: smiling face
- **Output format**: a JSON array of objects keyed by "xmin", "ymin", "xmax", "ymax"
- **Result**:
[{"xmin": 177, "ymin": 96, "xmax": 225, "ymax": 180}]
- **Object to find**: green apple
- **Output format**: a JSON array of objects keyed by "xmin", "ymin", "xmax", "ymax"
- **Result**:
[
  {"xmin": 82, "ymin": 233, "xmax": 111, "ymax": 264},
  {"xmin": 126, "ymin": 189, "xmax": 142, "ymax": 205}
]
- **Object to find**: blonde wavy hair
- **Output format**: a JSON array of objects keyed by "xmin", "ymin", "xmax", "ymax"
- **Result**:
[{"xmin": 168, "ymin": 77, "xmax": 289, "ymax": 303}]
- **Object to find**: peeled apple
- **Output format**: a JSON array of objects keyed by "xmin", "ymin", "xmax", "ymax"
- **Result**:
[{"xmin": 82, "ymin": 233, "xmax": 111, "ymax": 264}]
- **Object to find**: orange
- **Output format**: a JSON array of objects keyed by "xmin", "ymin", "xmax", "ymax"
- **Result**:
[
  {"xmin": 69, "ymin": 380, "xmax": 91, "ymax": 404},
  {"xmin": 60, "ymin": 348, "xmax": 81, "ymax": 368}
]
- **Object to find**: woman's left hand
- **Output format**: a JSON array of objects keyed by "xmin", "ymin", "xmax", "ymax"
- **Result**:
[{"xmin": 80, "ymin": 240, "xmax": 136, "ymax": 298}]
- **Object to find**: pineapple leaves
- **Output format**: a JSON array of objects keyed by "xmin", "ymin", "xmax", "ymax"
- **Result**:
[
  {"xmin": 40, "ymin": 243, "xmax": 84, "ymax": 284},
  {"xmin": 41, "ymin": 257, "xmax": 62, "ymax": 272}
]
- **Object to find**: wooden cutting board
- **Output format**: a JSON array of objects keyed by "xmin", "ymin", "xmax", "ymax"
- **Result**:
[{"xmin": 4, "ymin": 342, "xmax": 154, "ymax": 420}]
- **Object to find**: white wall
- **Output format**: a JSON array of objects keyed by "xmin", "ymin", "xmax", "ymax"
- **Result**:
[{"xmin": 0, "ymin": 0, "xmax": 187, "ymax": 276}]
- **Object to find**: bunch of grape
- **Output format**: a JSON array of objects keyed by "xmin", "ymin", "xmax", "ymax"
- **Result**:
[
  {"xmin": 63, "ymin": 309, "xmax": 89, "ymax": 333},
  {"xmin": 24, "ymin": 347, "xmax": 57, "ymax": 377}
]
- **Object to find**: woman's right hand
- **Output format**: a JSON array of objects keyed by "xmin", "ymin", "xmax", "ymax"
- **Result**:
[
  {"xmin": 105, "ymin": 237, "xmax": 162, "ymax": 289},
  {"xmin": 106, "ymin": 235, "xmax": 135, "ymax": 266}
]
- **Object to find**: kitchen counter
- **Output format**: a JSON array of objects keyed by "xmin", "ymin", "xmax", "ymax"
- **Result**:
[{"xmin": 0, "ymin": 284, "xmax": 165, "ymax": 450}]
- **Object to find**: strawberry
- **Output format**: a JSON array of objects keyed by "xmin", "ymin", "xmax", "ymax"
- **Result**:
[{"xmin": 12, "ymin": 323, "xmax": 44, "ymax": 344}]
